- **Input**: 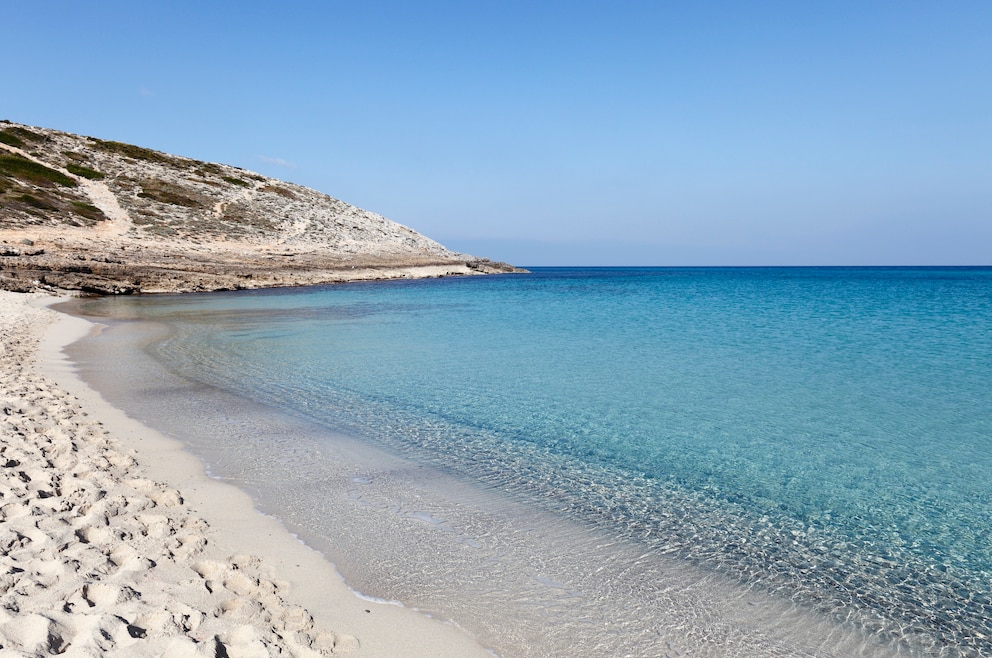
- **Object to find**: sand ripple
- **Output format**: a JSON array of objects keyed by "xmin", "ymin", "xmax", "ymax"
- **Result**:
[{"xmin": 0, "ymin": 291, "xmax": 357, "ymax": 656}]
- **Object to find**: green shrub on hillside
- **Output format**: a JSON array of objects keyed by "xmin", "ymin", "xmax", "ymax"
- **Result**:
[
  {"xmin": 261, "ymin": 184, "xmax": 296, "ymax": 199},
  {"xmin": 16, "ymin": 193, "xmax": 57, "ymax": 210},
  {"xmin": 0, "ymin": 155, "xmax": 77, "ymax": 187},
  {"xmin": 138, "ymin": 179, "xmax": 202, "ymax": 208},
  {"xmin": 90, "ymin": 139, "xmax": 179, "ymax": 166},
  {"xmin": 66, "ymin": 163, "xmax": 106, "ymax": 180},
  {"xmin": 70, "ymin": 201, "xmax": 107, "ymax": 221},
  {"xmin": 223, "ymin": 176, "xmax": 250, "ymax": 187},
  {"xmin": 0, "ymin": 130, "xmax": 25, "ymax": 148},
  {"xmin": 4, "ymin": 126, "xmax": 44, "ymax": 143},
  {"xmin": 195, "ymin": 162, "xmax": 225, "ymax": 177}
]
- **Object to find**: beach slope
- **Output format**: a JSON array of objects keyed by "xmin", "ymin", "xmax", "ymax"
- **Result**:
[{"xmin": 0, "ymin": 290, "xmax": 490, "ymax": 657}]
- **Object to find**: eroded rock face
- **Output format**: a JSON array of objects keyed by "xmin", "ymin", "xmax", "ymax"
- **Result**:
[{"xmin": 0, "ymin": 121, "xmax": 522, "ymax": 294}]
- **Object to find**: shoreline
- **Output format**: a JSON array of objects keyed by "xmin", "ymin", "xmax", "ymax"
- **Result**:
[
  {"xmin": 54, "ymin": 285, "xmax": 913, "ymax": 658},
  {"xmin": 1, "ymin": 289, "xmax": 490, "ymax": 656}
]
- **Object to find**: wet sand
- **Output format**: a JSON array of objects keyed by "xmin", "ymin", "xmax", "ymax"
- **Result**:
[{"xmin": 0, "ymin": 289, "xmax": 489, "ymax": 657}]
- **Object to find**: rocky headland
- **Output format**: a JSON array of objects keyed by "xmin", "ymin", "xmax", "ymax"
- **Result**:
[{"xmin": 0, "ymin": 121, "xmax": 521, "ymax": 295}]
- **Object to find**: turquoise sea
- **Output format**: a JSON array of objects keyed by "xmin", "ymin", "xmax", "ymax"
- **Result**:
[{"xmin": 69, "ymin": 267, "xmax": 992, "ymax": 657}]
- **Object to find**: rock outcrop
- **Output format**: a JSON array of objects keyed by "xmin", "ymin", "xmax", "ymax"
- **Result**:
[{"xmin": 0, "ymin": 121, "xmax": 521, "ymax": 294}]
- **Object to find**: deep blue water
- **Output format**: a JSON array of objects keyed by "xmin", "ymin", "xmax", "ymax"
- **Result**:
[{"xmin": 74, "ymin": 267, "xmax": 992, "ymax": 656}]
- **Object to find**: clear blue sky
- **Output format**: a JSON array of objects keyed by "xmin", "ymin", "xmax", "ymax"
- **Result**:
[{"xmin": 4, "ymin": 1, "xmax": 990, "ymax": 265}]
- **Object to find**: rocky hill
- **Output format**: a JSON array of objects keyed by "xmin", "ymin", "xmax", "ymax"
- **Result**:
[{"xmin": 0, "ymin": 121, "xmax": 520, "ymax": 294}]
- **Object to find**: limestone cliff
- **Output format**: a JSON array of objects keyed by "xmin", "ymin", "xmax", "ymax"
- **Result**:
[{"xmin": 0, "ymin": 121, "xmax": 520, "ymax": 294}]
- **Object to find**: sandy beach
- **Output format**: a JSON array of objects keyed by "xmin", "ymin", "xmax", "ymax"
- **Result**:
[{"xmin": 0, "ymin": 289, "xmax": 490, "ymax": 657}]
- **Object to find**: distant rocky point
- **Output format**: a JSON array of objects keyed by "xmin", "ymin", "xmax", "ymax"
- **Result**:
[{"xmin": 0, "ymin": 121, "xmax": 522, "ymax": 294}]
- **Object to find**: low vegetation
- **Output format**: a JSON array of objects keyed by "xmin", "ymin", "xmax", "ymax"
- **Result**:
[
  {"xmin": 191, "ymin": 177, "xmax": 225, "ymax": 188},
  {"xmin": 131, "ymin": 212, "xmax": 177, "ymax": 236},
  {"xmin": 66, "ymin": 163, "xmax": 106, "ymax": 180},
  {"xmin": 70, "ymin": 201, "xmax": 107, "ymax": 222},
  {"xmin": 0, "ymin": 180, "xmax": 105, "ymax": 227},
  {"xmin": 222, "ymin": 176, "xmax": 250, "ymax": 188},
  {"xmin": 195, "ymin": 163, "xmax": 225, "ymax": 177},
  {"xmin": 90, "ymin": 138, "xmax": 180, "ymax": 167},
  {"xmin": 0, "ymin": 154, "xmax": 77, "ymax": 187},
  {"xmin": 11, "ymin": 126, "xmax": 43, "ymax": 142},
  {"xmin": 137, "ymin": 179, "xmax": 203, "ymax": 208},
  {"xmin": 16, "ymin": 193, "xmax": 58, "ymax": 211},
  {"xmin": 0, "ymin": 125, "xmax": 44, "ymax": 146},
  {"xmin": 222, "ymin": 203, "xmax": 276, "ymax": 232},
  {"xmin": 0, "ymin": 130, "xmax": 25, "ymax": 148},
  {"xmin": 261, "ymin": 184, "xmax": 296, "ymax": 199}
]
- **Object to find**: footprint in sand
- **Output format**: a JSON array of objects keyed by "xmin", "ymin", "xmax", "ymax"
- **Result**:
[
  {"xmin": 0, "ymin": 612, "xmax": 70, "ymax": 654},
  {"xmin": 82, "ymin": 582, "xmax": 134, "ymax": 609},
  {"xmin": 126, "ymin": 478, "xmax": 184, "ymax": 507}
]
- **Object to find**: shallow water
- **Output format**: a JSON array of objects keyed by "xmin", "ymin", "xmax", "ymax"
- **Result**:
[{"xmin": 67, "ymin": 267, "xmax": 992, "ymax": 657}]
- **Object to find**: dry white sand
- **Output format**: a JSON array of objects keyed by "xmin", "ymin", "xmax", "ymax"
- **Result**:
[{"xmin": 0, "ymin": 290, "xmax": 490, "ymax": 657}]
